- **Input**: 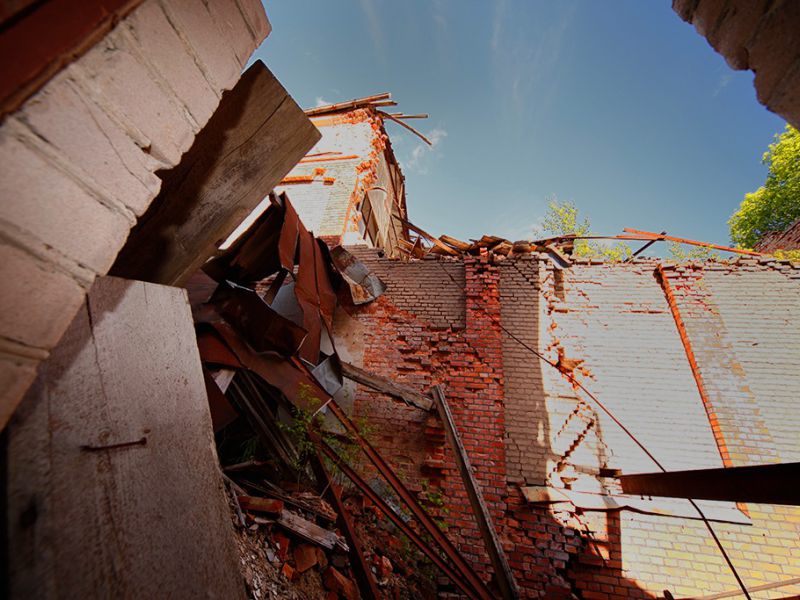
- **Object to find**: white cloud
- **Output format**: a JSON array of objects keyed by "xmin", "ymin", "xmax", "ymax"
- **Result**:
[
  {"xmin": 404, "ymin": 127, "xmax": 447, "ymax": 174},
  {"xmin": 315, "ymin": 96, "xmax": 331, "ymax": 107}
]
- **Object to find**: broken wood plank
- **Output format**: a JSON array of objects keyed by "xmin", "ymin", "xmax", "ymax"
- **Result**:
[
  {"xmin": 340, "ymin": 361, "xmax": 433, "ymax": 411},
  {"xmin": 392, "ymin": 216, "xmax": 459, "ymax": 256},
  {"xmin": 110, "ymin": 60, "xmax": 320, "ymax": 285},
  {"xmin": 277, "ymin": 509, "xmax": 348, "ymax": 551},
  {"xmin": 431, "ymin": 385, "xmax": 519, "ymax": 600},
  {"xmin": 439, "ymin": 234, "xmax": 471, "ymax": 251},
  {"xmin": 237, "ymin": 495, "xmax": 284, "ymax": 515}
]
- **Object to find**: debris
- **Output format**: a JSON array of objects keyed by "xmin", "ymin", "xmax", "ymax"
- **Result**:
[
  {"xmin": 238, "ymin": 496, "xmax": 284, "ymax": 515},
  {"xmin": 322, "ymin": 567, "xmax": 359, "ymax": 600},
  {"xmin": 293, "ymin": 544, "xmax": 318, "ymax": 573}
]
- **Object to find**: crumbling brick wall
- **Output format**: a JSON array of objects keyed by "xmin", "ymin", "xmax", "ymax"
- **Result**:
[{"xmin": 334, "ymin": 249, "xmax": 800, "ymax": 599}]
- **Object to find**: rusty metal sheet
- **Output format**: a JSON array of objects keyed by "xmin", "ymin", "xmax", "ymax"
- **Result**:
[
  {"xmin": 279, "ymin": 194, "xmax": 300, "ymax": 271},
  {"xmin": 202, "ymin": 200, "xmax": 284, "ymax": 284},
  {"xmin": 314, "ymin": 239, "xmax": 338, "ymax": 329},
  {"xmin": 210, "ymin": 282, "xmax": 307, "ymax": 357},
  {"xmin": 197, "ymin": 328, "xmax": 242, "ymax": 368},
  {"xmin": 211, "ymin": 322, "xmax": 329, "ymax": 414},
  {"xmin": 330, "ymin": 246, "xmax": 386, "ymax": 305},
  {"xmin": 295, "ymin": 229, "xmax": 321, "ymax": 364}
]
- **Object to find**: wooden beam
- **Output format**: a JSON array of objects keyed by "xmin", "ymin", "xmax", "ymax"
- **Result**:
[
  {"xmin": 618, "ymin": 462, "xmax": 800, "ymax": 506},
  {"xmin": 110, "ymin": 60, "xmax": 320, "ymax": 285},
  {"xmin": 392, "ymin": 216, "xmax": 459, "ymax": 256},
  {"xmin": 430, "ymin": 386, "xmax": 520, "ymax": 600},
  {"xmin": 340, "ymin": 361, "xmax": 433, "ymax": 411}
]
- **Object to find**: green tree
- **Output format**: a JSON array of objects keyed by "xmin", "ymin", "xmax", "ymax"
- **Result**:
[
  {"xmin": 538, "ymin": 199, "xmax": 631, "ymax": 261},
  {"xmin": 729, "ymin": 124, "xmax": 800, "ymax": 249}
]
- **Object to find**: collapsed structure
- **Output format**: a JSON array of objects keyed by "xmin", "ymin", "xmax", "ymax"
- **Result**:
[{"xmin": 2, "ymin": 1, "xmax": 800, "ymax": 600}]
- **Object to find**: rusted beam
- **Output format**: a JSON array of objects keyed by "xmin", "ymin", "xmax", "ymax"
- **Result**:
[
  {"xmin": 627, "ymin": 231, "xmax": 666, "ymax": 261},
  {"xmin": 316, "ymin": 440, "xmax": 487, "ymax": 600},
  {"xmin": 623, "ymin": 228, "xmax": 764, "ymax": 256},
  {"xmin": 325, "ymin": 400, "xmax": 494, "ymax": 600},
  {"xmin": 340, "ymin": 361, "xmax": 433, "ymax": 411},
  {"xmin": 431, "ymin": 385, "xmax": 519, "ymax": 600},
  {"xmin": 310, "ymin": 449, "xmax": 380, "ymax": 600},
  {"xmin": 618, "ymin": 462, "xmax": 800, "ymax": 506}
]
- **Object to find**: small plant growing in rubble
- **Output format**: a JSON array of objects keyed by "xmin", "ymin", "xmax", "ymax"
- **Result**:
[{"xmin": 418, "ymin": 478, "xmax": 450, "ymax": 531}]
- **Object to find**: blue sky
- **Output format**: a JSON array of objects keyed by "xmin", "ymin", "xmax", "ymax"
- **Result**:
[{"xmin": 251, "ymin": 1, "xmax": 785, "ymax": 248}]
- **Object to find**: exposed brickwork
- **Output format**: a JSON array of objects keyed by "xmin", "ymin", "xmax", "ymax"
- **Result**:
[
  {"xmin": 754, "ymin": 217, "xmax": 800, "ymax": 253},
  {"xmin": 336, "ymin": 250, "xmax": 800, "ymax": 598}
]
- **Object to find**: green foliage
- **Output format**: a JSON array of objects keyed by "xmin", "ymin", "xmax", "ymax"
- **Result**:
[
  {"xmin": 729, "ymin": 125, "xmax": 800, "ymax": 249},
  {"xmin": 541, "ymin": 198, "xmax": 590, "ymax": 237},
  {"xmin": 774, "ymin": 249, "xmax": 800, "ymax": 263},
  {"xmin": 539, "ymin": 198, "xmax": 632, "ymax": 262},
  {"xmin": 667, "ymin": 242, "xmax": 719, "ymax": 261}
]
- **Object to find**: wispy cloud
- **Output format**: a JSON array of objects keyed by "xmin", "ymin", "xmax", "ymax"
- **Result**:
[
  {"xmin": 491, "ymin": 0, "xmax": 507, "ymax": 52},
  {"xmin": 359, "ymin": 0, "xmax": 386, "ymax": 64},
  {"xmin": 491, "ymin": 2, "xmax": 575, "ymax": 129},
  {"xmin": 713, "ymin": 73, "xmax": 733, "ymax": 98},
  {"xmin": 315, "ymin": 96, "xmax": 331, "ymax": 107},
  {"xmin": 404, "ymin": 127, "xmax": 447, "ymax": 174}
]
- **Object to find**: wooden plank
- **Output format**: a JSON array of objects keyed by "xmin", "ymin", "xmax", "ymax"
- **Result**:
[
  {"xmin": 111, "ymin": 60, "xmax": 320, "ymax": 285},
  {"xmin": 431, "ymin": 386, "xmax": 519, "ymax": 600},
  {"xmin": 6, "ymin": 276, "xmax": 244, "ymax": 599},
  {"xmin": 618, "ymin": 462, "xmax": 800, "ymax": 506},
  {"xmin": 340, "ymin": 361, "xmax": 433, "ymax": 411},
  {"xmin": 276, "ymin": 509, "xmax": 346, "ymax": 551},
  {"xmin": 392, "ymin": 216, "xmax": 459, "ymax": 256}
]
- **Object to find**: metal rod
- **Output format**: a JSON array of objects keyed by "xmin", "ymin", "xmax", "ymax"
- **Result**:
[
  {"xmin": 316, "ymin": 440, "xmax": 487, "ymax": 600},
  {"xmin": 326, "ymin": 401, "xmax": 495, "ymax": 600}
]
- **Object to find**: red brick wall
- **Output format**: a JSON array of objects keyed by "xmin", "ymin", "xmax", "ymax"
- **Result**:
[{"xmin": 334, "ymin": 249, "xmax": 800, "ymax": 598}]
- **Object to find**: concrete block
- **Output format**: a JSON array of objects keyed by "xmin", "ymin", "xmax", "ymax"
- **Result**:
[
  {"xmin": 768, "ymin": 60, "xmax": 800, "ymax": 131},
  {"xmin": 746, "ymin": 0, "xmax": 800, "ymax": 105},
  {"xmin": 77, "ymin": 26, "xmax": 195, "ymax": 167},
  {"xmin": 236, "ymin": 0, "xmax": 272, "ymax": 44},
  {"xmin": 0, "ymin": 351, "xmax": 39, "ymax": 431},
  {"xmin": 691, "ymin": 0, "xmax": 727, "ymax": 38},
  {"xmin": 205, "ymin": 0, "xmax": 258, "ymax": 66},
  {"xmin": 20, "ymin": 69, "xmax": 160, "ymax": 217},
  {"xmin": 711, "ymin": 0, "xmax": 769, "ymax": 70},
  {"xmin": 125, "ymin": 1, "xmax": 219, "ymax": 129},
  {"xmin": 159, "ymin": 0, "xmax": 242, "ymax": 93},
  {"xmin": 0, "ymin": 242, "xmax": 86, "ymax": 350},
  {"xmin": 673, "ymin": 0, "xmax": 699, "ymax": 22},
  {"xmin": 0, "ymin": 131, "xmax": 131, "ymax": 274}
]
